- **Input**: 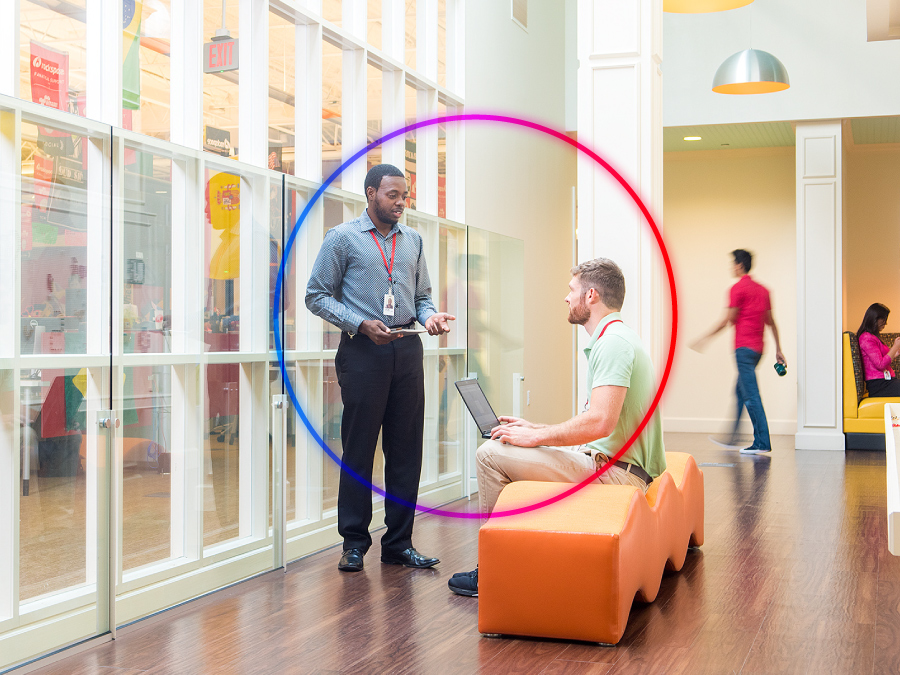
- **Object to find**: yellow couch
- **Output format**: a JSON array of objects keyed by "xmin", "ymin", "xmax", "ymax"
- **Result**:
[{"xmin": 843, "ymin": 331, "xmax": 900, "ymax": 449}]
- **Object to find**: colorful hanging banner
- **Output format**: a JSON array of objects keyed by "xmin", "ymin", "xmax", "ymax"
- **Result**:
[
  {"xmin": 29, "ymin": 40, "xmax": 69, "ymax": 111},
  {"xmin": 206, "ymin": 172, "xmax": 241, "ymax": 279},
  {"xmin": 123, "ymin": 0, "xmax": 143, "ymax": 110}
]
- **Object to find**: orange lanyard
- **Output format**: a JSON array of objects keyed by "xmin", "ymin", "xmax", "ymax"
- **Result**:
[{"xmin": 370, "ymin": 230, "xmax": 396, "ymax": 285}]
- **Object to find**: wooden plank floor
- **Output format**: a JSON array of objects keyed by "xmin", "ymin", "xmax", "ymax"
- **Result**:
[{"xmin": 27, "ymin": 433, "xmax": 900, "ymax": 675}]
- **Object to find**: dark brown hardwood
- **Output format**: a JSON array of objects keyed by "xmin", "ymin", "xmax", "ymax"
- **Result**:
[{"xmin": 24, "ymin": 433, "xmax": 900, "ymax": 674}]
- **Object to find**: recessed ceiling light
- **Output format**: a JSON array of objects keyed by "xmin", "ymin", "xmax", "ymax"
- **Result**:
[{"xmin": 683, "ymin": 136, "xmax": 702, "ymax": 141}]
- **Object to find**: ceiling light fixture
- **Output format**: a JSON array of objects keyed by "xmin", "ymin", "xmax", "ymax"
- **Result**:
[
  {"xmin": 683, "ymin": 136, "xmax": 702, "ymax": 141},
  {"xmin": 664, "ymin": 0, "xmax": 752, "ymax": 12},
  {"xmin": 712, "ymin": 48, "xmax": 790, "ymax": 94}
]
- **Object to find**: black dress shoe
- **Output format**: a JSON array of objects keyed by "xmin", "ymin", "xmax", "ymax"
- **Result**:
[
  {"xmin": 381, "ymin": 547, "xmax": 440, "ymax": 568},
  {"xmin": 448, "ymin": 568, "xmax": 478, "ymax": 597},
  {"xmin": 338, "ymin": 548, "xmax": 365, "ymax": 572}
]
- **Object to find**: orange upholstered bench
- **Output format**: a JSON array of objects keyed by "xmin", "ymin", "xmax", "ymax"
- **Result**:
[{"xmin": 477, "ymin": 451, "xmax": 704, "ymax": 645}]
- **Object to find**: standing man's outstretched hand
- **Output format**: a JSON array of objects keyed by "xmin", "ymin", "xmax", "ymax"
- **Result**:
[{"xmin": 425, "ymin": 313, "xmax": 456, "ymax": 336}]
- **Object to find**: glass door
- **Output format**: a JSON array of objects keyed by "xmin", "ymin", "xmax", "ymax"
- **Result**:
[
  {"xmin": 465, "ymin": 228, "xmax": 525, "ymax": 489},
  {"xmin": 0, "ymin": 105, "xmax": 114, "ymax": 667}
]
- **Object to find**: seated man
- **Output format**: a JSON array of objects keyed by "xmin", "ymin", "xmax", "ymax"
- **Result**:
[{"xmin": 449, "ymin": 257, "xmax": 667, "ymax": 597}]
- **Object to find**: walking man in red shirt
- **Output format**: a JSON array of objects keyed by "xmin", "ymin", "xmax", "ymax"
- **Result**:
[{"xmin": 692, "ymin": 249, "xmax": 786, "ymax": 455}]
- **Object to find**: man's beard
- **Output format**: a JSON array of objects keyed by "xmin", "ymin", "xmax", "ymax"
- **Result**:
[
  {"xmin": 373, "ymin": 201, "xmax": 401, "ymax": 225},
  {"xmin": 567, "ymin": 295, "xmax": 590, "ymax": 325}
]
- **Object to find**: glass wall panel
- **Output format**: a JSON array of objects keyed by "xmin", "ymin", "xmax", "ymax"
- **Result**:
[
  {"xmin": 437, "ymin": 100, "xmax": 447, "ymax": 219},
  {"xmin": 438, "ymin": 0, "xmax": 447, "ymax": 88},
  {"xmin": 204, "ymin": 168, "xmax": 241, "ymax": 352},
  {"xmin": 405, "ymin": 0, "xmax": 417, "ymax": 70},
  {"xmin": 269, "ymin": 9, "xmax": 295, "ymax": 175},
  {"xmin": 367, "ymin": 0, "xmax": 382, "ymax": 50},
  {"xmin": 467, "ymin": 227, "xmax": 525, "ymax": 423},
  {"xmin": 202, "ymin": 0, "xmax": 239, "ymax": 159},
  {"xmin": 438, "ymin": 354, "xmax": 464, "ymax": 476},
  {"xmin": 19, "ymin": 366, "xmax": 90, "ymax": 600},
  {"xmin": 21, "ymin": 120, "xmax": 89, "ymax": 356},
  {"xmin": 132, "ymin": 0, "xmax": 172, "ymax": 139},
  {"xmin": 20, "ymin": 1, "xmax": 88, "ymax": 118},
  {"xmin": 323, "ymin": 0, "xmax": 342, "ymax": 26},
  {"xmin": 322, "ymin": 39, "xmax": 343, "ymax": 187},
  {"xmin": 120, "ymin": 365, "xmax": 172, "ymax": 570},
  {"xmin": 366, "ymin": 62, "xmax": 383, "ymax": 172},
  {"xmin": 438, "ymin": 224, "xmax": 463, "ymax": 347},
  {"xmin": 321, "ymin": 360, "xmax": 340, "ymax": 513},
  {"xmin": 204, "ymin": 363, "xmax": 242, "ymax": 547},
  {"xmin": 123, "ymin": 149, "xmax": 172, "ymax": 354},
  {"xmin": 321, "ymin": 196, "xmax": 354, "ymax": 349},
  {"xmin": 279, "ymin": 186, "xmax": 307, "ymax": 351},
  {"xmin": 404, "ymin": 83, "xmax": 418, "ymax": 210}
]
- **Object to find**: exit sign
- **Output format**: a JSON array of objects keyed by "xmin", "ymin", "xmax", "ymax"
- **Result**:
[{"xmin": 204, "ymin": 38, "xmax": 239, "ymax": 73}]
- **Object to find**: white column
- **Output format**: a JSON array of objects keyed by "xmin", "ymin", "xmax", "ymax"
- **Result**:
[
  {"xmin": 795, "ymin": 121, "xmax": 844, "ymax": 451},
  {"xmin": 575, "ymin": 0, "xmax": 663, "ymax": 393},
  {"xmin": 416, "ymin": 88, "xmax": 438, "ymax": 215},
  {"xmin": 295, "ymin": 22, "xmax": 322, "ymax": 183},
  {"xmin": 418, "ymin": 0, "xmax": 438, "ymax": 83},
  {"xmin": 0, "ymin": 0, "xmax": 20, "ymax": 98},
  {"xmin": 239, "ymin": 0, "xmax": 268, "ymax": 167},
  {"xmin": 171, "ymin": 0, "xmax": 204, "ymax": 149},
  {"xmin": 381, "ymin": 69, "xmax": 405, "ymax": 171},
  {"xmin": 342, "ymin": 47, "xmax": 367, "ymax": 194},
  {"xmin": 382, "ymin": 0, "xmax": 406, "ymax": 63},
  {"xmin": 86, "ymin": 0, "xmax": 122, "ymax": 125},
  {"xmin": 445, "ymin": 0, "xmax": 464, "ymax": 97},
  {"xmin": 344, "ymin": 0, "xmax": 367, "ymax": 41}
]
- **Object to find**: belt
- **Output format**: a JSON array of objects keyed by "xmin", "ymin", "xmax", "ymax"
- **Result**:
[{"xmin": 596, "ymin": 453, "xmax": 652, "ymax": 485}]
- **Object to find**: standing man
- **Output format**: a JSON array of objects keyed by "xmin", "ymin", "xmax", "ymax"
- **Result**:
[
  {"xmin": 448, "ymin": 257, "xmax": 666, "ymax": 597},
  {"xmin": 691, "ymin": 249, "xmax": 786, "ymax": 455},
  {"xmin": 306, "ymin": 164, "xmax": 455, "ymax": 572}
]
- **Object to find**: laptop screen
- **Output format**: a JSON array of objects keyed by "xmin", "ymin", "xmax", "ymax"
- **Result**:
[{"xmin": 455, "ymin": 379, "xmax": 501, "ymax": 436}]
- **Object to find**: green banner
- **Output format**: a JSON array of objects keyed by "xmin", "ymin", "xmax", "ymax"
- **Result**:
[{"xmin": 123, "ymin": 0, "xmax": 142, "ymax": 110}]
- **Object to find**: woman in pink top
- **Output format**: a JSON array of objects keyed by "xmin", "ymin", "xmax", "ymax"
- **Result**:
[{"xmin": 857, "ymin": 303, "xmax": 900, "ymax": 397}]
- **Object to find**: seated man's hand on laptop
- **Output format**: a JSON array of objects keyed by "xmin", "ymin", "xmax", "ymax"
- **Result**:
[
  {"xmin": 496, "ymin": 416, "xmax": 542, "ymax": 429},
  {"xmin": 491, "ymin": 419, "xmax": 544, "ymax": 447}
]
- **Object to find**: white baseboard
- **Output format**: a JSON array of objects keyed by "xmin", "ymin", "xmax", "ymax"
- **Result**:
[
  {"xmin": 795, "ymin": 430, "xmax": 845, "ymax": 451},
  {"xmin": 663, "ymin": 417, "xmax": 797, "ymax": 436}
]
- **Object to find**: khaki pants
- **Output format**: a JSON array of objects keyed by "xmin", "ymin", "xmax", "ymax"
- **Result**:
[{"xmin": 476, "ymin": 440, "xmax": 648, "ymax": 517}]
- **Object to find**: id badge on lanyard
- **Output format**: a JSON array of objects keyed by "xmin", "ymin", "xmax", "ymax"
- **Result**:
[{"xmin": 371, "ymin": 230, "xmax": 397, "ymax": 317}]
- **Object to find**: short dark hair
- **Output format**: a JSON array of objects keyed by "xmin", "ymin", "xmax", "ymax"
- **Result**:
[
  {"xmin": 857, "ymin": 303, "xmax": 890, "ymax": 338},
  {"xmin": 732, "ymin": 249, "xmax": 752, "ymax": 274},
  {"xmin": 570, "ymin": 258, "xmax": 625, "ymax": 310},
  {"xmin": 364, "ymin": 164, "xmax": 405, "ymax": 194}
]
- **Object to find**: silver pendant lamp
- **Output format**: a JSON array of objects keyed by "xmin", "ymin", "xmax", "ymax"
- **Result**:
[
  {"xmin": 712, "ymin": 48, "xmax": 790, "ymax": 94},
  {"xmin": 664, "ymin": 0, "xmax": 752, "ymax": 12}
]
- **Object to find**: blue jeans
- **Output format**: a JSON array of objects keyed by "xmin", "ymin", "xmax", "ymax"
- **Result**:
[{"xmin": 732, "ymin": 347, "xmax": 771, "ymax": 450}]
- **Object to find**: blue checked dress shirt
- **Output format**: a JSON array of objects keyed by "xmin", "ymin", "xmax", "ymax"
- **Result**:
[{"xmin": 305, "ymin": 209, "xmax": 437, "ymax": 334}]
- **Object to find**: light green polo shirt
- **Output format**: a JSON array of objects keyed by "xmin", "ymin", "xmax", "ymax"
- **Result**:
[{"xmin": 583, "ymin": 312, "xmax": 666, "ymax": 479}]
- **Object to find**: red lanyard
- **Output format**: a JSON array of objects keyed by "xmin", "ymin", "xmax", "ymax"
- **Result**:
[
  {"xmin": 370, "ymin": 230, "xmax": 397, "ymax": 285},
  {"xmin": 593, "ymin": 319, "xmax": 622, "ymax": 345}
]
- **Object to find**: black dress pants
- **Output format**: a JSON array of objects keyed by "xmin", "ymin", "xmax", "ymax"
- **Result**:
[
  {"xmin": 866, "ymin": 377, "xmax": 900, "ymax": 397},
  {"xmin": 334, "ymin": 331, "xmax": 425, "ymax": 554}
]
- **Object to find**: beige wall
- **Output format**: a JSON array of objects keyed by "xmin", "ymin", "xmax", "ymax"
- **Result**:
[
  {"xmin": 844, "ymin": 146, "xmax": 900, "ymax": 333},
  {"xmin": 465, "ymin": 1, "xmax": 576, "ymax": 424},
  {"xmin": 662, "ymin": 148, "xmax": 798, "ymax": 434}
]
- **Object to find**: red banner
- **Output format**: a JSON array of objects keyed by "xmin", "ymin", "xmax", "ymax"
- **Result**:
[{"xmin": 30, "ymin": 41, "xmax": 69, "ymax": 111}]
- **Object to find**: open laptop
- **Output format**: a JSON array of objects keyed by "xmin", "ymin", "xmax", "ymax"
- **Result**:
[{"xmin": 455, "ymin": 379, "xmax": 502, "ymax": 439}]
